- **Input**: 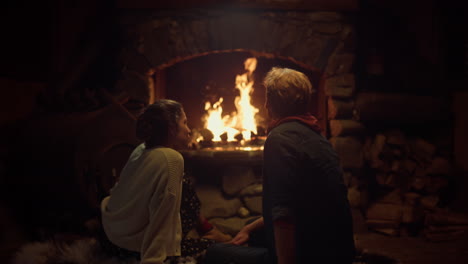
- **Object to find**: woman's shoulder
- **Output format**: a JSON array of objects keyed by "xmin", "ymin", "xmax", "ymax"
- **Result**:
[{"xmin": 148, "ymin": 147, "xmax": 183, "ymax": 162}]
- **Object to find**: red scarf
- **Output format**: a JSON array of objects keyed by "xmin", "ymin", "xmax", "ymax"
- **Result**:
[{"xmin": 268, "ymin": 113, "xmax": 322, "ymax": 134}]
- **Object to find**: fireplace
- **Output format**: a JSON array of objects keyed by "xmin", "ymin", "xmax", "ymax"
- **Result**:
[
  {"xmin": 109, "ymin": 7, "xmax": 358, "ymax": 235},
  {"xmin": 110, "ymin": 5, "xmax": 457, "ymax": 238}
]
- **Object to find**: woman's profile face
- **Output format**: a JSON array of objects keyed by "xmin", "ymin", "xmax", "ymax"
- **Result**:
[{"xmin": 173, "ymin": 110, "xmax": 191, "ymax": 149}]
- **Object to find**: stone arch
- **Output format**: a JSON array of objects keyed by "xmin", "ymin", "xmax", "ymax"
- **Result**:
[
  {"xmin": 115, "ymin": 9, "xmax": 356, "ymax": 134},
  {"xmin": 137, "ymin": 11, "xmax": 345, "ymax": 71}
]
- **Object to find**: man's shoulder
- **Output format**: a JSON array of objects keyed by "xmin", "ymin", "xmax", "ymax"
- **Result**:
[
  {"xmin": 266, "ymin": 123, "xmax": 302, "ymax": 151},
  {"xmin": 270, "ymin": 121, "xmax": 321, "ymax": 140}
]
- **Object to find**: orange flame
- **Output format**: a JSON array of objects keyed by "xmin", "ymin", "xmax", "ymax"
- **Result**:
[{"xmin": 202, "ymin": 57, "xmax": 259, "ymax": 142}]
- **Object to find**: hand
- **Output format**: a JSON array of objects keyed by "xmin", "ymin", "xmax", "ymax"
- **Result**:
[
  {"xmin": 229, "ymin": 229, "xmax": 250, "ymax": 245},
  {"xmin": 228, "ymin": 217, "xmax": 264, "ymax": 245},
  {"xmin": 202, "ymin": 226, "xmax": 232, "ymax": 243}
]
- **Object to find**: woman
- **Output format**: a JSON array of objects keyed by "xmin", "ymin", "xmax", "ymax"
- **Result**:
[{"xmin": 100, "ymin": 99, "xmax": 230, "ymax": 264}]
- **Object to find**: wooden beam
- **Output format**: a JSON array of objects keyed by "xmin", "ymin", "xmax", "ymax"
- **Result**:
[{"xmin": 117, "ymin": 0, "xmax": 359, "ymax": 11}]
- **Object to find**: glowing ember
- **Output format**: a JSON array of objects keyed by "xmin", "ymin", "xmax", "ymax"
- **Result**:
[{"xmin": 202, "ymin": 57, "xmax": 259, "ymax": 142}]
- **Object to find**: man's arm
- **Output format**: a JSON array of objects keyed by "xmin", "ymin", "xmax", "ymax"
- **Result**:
[
  {"xmin": 264, "ymin": 133, "xmax": 299, "ymax": 264},
  {"xmin": 230, "ymin": 217, "xmax": 264, "ymax": 245},
  {"xmin": 274, "ymin": 219, "xmax": 296, "ymax": 264}
]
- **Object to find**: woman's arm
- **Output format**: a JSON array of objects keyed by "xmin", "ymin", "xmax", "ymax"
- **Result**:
[
  {"xmin": 198, "ymin": 214, "xmax": 232, "ymax": 242},
  {"xmin": 140, "ymin": 150, "xmax": 184, "ymax": 263}
]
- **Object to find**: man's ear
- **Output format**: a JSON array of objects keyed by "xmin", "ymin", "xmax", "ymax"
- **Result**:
[{"xmin": 265, "ymin": 98, "xmax": 274, "ymax": 118}]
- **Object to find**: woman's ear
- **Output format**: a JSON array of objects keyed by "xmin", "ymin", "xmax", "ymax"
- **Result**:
[{"xmin": 168, "ymin": 123, "xmax": 179, "ymax": 138}]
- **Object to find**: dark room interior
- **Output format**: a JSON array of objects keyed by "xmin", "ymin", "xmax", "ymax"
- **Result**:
[{"xmin": 1, "ymin": 0, "xmax": 467, "ymax": 263}]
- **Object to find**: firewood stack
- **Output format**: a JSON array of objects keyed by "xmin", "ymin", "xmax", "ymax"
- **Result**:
[
  {"xmin": 360, "ymin": 129, "xmax": 454, "ymax": 237},
  {"xmin": 423, "ymin": 210, "xmax": 468, "ymax": 242},
  {"xmin": 325, "ymin": 84, "xmax": 455, "ymax": 239}
]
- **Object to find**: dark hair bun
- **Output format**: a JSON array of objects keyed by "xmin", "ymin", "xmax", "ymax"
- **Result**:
[
  {"xmin": 136, "ymin": 115, "xmax": 155, "ymax": 142},
  {"xmin": 135, "ymin": 99, "xmax": 183, "ymax": 147}
]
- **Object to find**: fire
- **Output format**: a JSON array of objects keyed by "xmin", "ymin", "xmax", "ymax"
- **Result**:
[{"xmin": 203, "ymin": 57, "xmax": 259, "ymax": 142}]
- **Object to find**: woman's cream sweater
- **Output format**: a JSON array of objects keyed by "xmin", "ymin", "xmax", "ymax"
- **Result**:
[{"xmin": 101, "ymin": 144, "xmax": 184, "ymax": 264}]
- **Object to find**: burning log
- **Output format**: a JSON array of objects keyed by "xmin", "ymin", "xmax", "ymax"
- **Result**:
[
  {"xmin": 329, "ymin": 119, "xmax": 365, "ymax": 137},
  {"xmin": 200, "ymin": 128, "xmax": 214, "ymax": 142}
]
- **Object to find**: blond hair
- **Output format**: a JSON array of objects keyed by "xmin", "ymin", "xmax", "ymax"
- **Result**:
[{"xmin": 263, "ymin": 67, "xmax": 314, "ymax": 118}]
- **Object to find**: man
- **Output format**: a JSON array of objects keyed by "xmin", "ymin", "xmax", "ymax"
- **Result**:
[
  {"xmin": 206, "ymin": 68, "xmax": 355, "ymax": 264},
  {"xmin": 261, "ymin": 67, "xmax": 355, "ymax": 264}
]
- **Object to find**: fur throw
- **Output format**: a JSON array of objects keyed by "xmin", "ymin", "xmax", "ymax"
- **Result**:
[{"xmin": 11, "ymin": 238, "xmax": 197, "ymax": 264}]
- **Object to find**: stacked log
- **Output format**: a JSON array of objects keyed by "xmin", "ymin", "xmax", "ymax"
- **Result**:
[
  {"xmin": 325, "ymin": 85, "xmax": 456, "ymax": 238},
  {"xmin": 424, "ymin": 211, "xmax": 468, "ymax": 242},
  {"xmin": 330, "ymin": 136, "xmax": 364, "ymax": 168},
  {"xmin": 365, "ymin": 201, "xmax": 404, "ymax": 236},
  {"xmin": 361, "ymin": 129, "xmax": 453, "ymax": 237},
  {"xmin": 363, "ymin": 130, "xmax": 451, "ymax": 193}
]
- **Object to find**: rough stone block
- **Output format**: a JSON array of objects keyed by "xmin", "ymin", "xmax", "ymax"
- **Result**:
[
  {"xmin": 243, "ymin": 196, "xmax": 263, "ymax": 215},
  {"xmin": 324, "ymin": 74, "xmax": 355, "ymax": 98},
  {"xmin": 325, "ymin": 53, "xmax": 355, "ymax": 76},
  {"xmin": 222, "ymin": 166, "xmax": 258, "ymax": 196},
  {"xmin": 237, "ymin": 207, "xmax": 250, "ymax": 218},
  {"xmin": 119, "ymin": 49, "xmax": 153, "ymax": 74},
  {"xmin": 239, "ymin": 184, "xmax": 263, "ymax": 197},
  {"xmin": 196, "ymin": 184, "xmax": 242, "ymax": 219},
  {"xmin": 118, "ymin": 70, "xmax": 152, "ymax": 104}
]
